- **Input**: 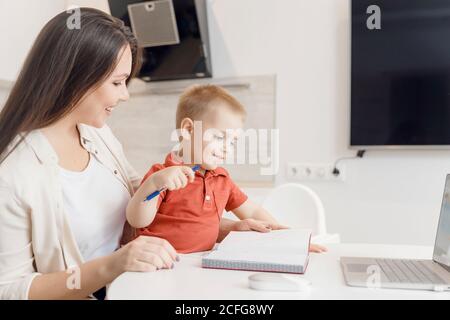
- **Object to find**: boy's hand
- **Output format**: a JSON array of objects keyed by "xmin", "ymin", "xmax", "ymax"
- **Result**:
[
  {"xmin": 149, "ymin": 166, "xmax": 196, "ymax": 191},
  {"xmin": 309, "ymin": 243, "xmax": 328, "ymax": 253},
  {"xmin": 233, "ymin": 218, "xmax": 289, "ymax": 233}
]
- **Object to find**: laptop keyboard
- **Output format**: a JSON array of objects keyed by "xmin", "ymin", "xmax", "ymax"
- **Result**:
[{"xmin": 375, "ymin": 259, "xmax": 446, "ymax": 284}]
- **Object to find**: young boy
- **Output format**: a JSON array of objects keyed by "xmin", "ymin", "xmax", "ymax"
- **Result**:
[{"xmin": 126, "ymin": 85, "xmax": 326, "ymax": 258}]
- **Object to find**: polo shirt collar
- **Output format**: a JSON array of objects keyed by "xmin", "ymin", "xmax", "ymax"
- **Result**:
[{"xmin": 163, "ymin": 152, "xmax": 228, "ymax": 177}]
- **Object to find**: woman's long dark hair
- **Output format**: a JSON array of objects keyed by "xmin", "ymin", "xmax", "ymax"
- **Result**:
[{"xmin": 0, "ymin": 7, "xmax": 142, "ymax": 162}]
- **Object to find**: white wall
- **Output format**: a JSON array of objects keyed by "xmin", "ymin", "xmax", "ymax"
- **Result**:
[
  {"xmin": 0, "ymin": 1, "xmax": 108, "ymax": 82},
  {"xmin": 208, "ymin": 0, "xmax": 450, "ymax": 246},
  {"xmin": 0, "ymin": 1, "xmax": 66, "ymax": 81},
  {"xmin": 65, "ymin": 0, "xmax": 110, "ymax": 12},
  {"xmin": 0, "ymin": 0, "xmax": 110, "ymax": 95}
]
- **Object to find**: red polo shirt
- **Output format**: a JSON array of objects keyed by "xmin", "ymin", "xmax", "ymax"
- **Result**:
[{"xmin": 137, "ymin": 153, "xmax": 248, "ymax": 253}]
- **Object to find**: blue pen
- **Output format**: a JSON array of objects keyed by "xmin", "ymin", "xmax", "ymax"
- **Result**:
[{"xmin": 143, "ymin": 165, "xmax": 201, "ymax": 202}]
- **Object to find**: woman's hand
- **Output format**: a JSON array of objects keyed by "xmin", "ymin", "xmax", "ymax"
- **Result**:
[
  {"xmin": 233, "ymin": 218, "xmax": 289, "ymax": 233},
  {"xmin": 109, "ymin": 236, "xmax": 179, "ymax": 274},
  {"xmin": 147, "ymin": 166, "xmax": 195, "ymax": 191}
]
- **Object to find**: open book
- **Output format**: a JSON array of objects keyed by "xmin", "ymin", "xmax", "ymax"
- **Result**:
[{"xmin": 202, "ymin": 229, "xmax": 312, "ymax": 274}]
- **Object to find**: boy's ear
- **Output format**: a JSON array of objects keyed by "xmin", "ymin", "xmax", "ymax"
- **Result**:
[{"xmin": 180, "ymin": 118, "xmax": 194, "ymax": 134}]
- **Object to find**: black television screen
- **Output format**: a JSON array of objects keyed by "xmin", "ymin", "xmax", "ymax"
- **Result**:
[
  {"xmin": 108, "ymin": 0, "xmax": 211, "ymax": 82},
  {"xmin": 351, "ymin": 0, "xmax": 450, "ymax": 147}
]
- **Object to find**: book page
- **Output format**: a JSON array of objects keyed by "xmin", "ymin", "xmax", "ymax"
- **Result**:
[{"xmin": 218, "ymin": 229, "xmax": 311, "ymax": 255}]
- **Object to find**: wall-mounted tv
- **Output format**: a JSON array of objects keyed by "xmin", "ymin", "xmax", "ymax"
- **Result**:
[
  {"xmin": 351, "ymin": 0, "xmax": 450, "ymax": 148},
  {"xmin": 108, "ymin": 0, "xmax": 212, "ymax": 82}
]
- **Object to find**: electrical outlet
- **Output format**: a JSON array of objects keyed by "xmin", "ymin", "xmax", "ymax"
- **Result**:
[{"xmin": 287, "ymin": 163, "xmax": 345, "ymax": 182}]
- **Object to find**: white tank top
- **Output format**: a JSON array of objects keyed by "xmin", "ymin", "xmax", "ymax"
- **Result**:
[{"xmin": 59, "ymin": 155, "xmax": 130, "ymax": 261}]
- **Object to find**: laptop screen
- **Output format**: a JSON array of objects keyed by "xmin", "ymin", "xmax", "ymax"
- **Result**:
[{"xmin": 433, "ymin": 175, "xmax": 450, "ymax": 267}]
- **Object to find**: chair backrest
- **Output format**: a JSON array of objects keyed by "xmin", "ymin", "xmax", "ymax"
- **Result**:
[{"xmin": 262, "ymin": 183, "xmax": 327, "ymax": 236}]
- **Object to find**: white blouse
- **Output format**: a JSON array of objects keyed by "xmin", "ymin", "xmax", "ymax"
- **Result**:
[
  {"xmin": 0, "ymin": 124, "xmax": 141, "ymax": 300},
  {"xmin": 59, "ymin": 155, "xmax": 131, "ymax": 261}
]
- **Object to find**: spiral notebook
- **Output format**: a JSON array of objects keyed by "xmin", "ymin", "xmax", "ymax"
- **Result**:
[{"xmin": 202, "ymin": 229, "xmax": 312, "ymax": 274}]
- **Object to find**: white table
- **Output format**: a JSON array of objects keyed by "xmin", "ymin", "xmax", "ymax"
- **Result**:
[{"xmin": 107, "ymin": 243, "xmax": 450, "ymax": 300}]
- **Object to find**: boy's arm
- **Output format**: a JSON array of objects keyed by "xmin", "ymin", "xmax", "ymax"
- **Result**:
[
  {"xmin": 216, "ymin": 200, "xmax": 288, "ymax": 242},
  {"xmin": 126, "ymin": 166, "xmax": 195, "ymax": 228},
  {"xmin": 224, "ymin": 177, "xmax": 286, "ymax": 230},
  {"xmin": 231, "ymin": 200, "xmax": 327, "ymax": 253},
  {"xmin": 232, "ymin": 199, "xmax": 286, "ymax": 227},
  {"xmin": 126, "ymin": 177, "xmax": 161, "ymax": 229},
  {"xmin": 217, "ymin": 218, "xmax": 237, "ymax": 243},
  {"xmin": 218, "ymin": 217, "xmax": 284, "ymax": 243}
]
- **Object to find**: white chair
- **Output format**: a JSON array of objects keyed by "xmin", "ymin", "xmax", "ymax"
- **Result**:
[{"xmin": 262, "ymin": 183, "xmax": 340, "ymax": 244}]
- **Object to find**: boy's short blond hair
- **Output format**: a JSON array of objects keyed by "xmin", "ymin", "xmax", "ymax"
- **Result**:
[{"xmin": 176, "ymin": 84, "xmax": 246, "ymax": 129}]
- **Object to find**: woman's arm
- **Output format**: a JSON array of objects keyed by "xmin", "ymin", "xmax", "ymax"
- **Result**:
[
  {"xmin": 29, "ymin": 255, "xmax": 120, "ymax": 300},
  {"xmin": 29, "ymin": 236, "xmax": 178, "ymax": 300}
]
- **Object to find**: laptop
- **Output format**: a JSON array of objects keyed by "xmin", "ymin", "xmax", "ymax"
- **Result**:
[{"xmin": 341, "ymin": 175, "xmax": 450, "ymax": 291}]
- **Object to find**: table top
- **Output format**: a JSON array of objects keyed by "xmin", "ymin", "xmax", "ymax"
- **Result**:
[{"xmin": 107, "ymin": 243, "xmax": 450, "ymax": 300}]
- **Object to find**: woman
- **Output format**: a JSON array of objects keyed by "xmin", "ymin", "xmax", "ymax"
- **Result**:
[
  {"xmin": 0, "ymin": 8, "xmax": 183, "ymax": 300},
  {"xmin": 0, "ymin": 7, "xmax": 288, "ymax": 300}
]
